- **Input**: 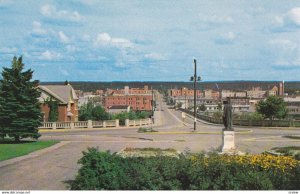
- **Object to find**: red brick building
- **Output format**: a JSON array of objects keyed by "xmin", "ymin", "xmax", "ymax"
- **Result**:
[
  {"xmin": 38, "ymin": 85, "xmax": 78, "ymax": 122},
  {"xmin": 104, "ymin": 95, "xmax": 152, "ymax": 111},
  {"xmin": 106, "ymin": 85, "xmax": 151, "ymax": 96}
]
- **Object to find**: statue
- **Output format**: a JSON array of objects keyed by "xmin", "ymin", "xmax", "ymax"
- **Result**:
[{"xmin": 222, "ymin": 98, "xmax": 233, "ymax": 131}]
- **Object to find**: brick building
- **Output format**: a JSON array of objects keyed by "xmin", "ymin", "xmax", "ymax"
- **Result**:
[
  {"xmin": 107, "ymin": 85, "xmax": 151, "ymax": 96},
  {"xmin": 169, "ymin": 88, "xmax": 202, "ymax": 97},
  {"xmin": 38, "ymin": 84, "xmax": 78, "ymax": 122},
  {"xmin": 204, "ymin": 89, "xmax": 220, "ymax": 99},
  {"xmin": 104, "ymin": 95, "xmax": 152, "ymax": 111}
]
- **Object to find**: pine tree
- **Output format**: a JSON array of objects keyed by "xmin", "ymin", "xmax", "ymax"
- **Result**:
[{"xmin": 0, "ymin": 56, "xmax": 42, "ymax": 141}]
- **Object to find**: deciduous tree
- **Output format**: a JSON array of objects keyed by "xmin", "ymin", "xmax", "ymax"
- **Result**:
[{"xmin": 256, "ymin": 96, "xmax": 288, "ymax": 120}]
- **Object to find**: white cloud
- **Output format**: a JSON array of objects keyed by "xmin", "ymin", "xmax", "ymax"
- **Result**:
[
  {"xmin": 269, "ymin": 39, "xmax": 297, "ymax": 50},
  {"xmin": 39, "ymin": 50, "xmax": 61, "ymax": 60},
  {"xmin": 40, "ymin": 4, "xmax": 84, "ymax": 22},
  {"xmin": 272, "ymin": 7, "xmax": 300, "ymax": 31},
  {"xmin": 58, "ymin": 31, "xmax": 70, "ymax": 44},
  {"xmin": 287, "ymin": 7, "xmax": 300, "ymax": 26},
  {"xmin": 144, "ymin": 52, "xmax": 165, "ymax": 60},
  {"xmin": 94, "ymin": 33, "xmax": 134, "ymax": 48},
  {"xmin": 0, "ymin": 46, "xmax": 17, "ymax": 53},
  {"xmin": 32, "ymin": 21, "xmax": 47, "ymax": 35},
  {"xmin": 214, "ymin": 32, "xmax": 236, "ymax": 44}
]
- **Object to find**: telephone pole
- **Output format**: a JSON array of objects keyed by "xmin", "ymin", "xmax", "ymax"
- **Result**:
[
  {"xmin": 193, "ymin": 59, "xmax": 197, "ymax": 131},
  {"xmin": 190, "ymin": 59, "xmax": 201, "ymax": 131}
]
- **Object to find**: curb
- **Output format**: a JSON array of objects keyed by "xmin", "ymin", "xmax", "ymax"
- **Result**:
[{"xmin": 0, "ymin": 141, "xmax": 70, "ymax": 168}]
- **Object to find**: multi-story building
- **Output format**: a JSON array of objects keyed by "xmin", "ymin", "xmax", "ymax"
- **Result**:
[
  {"xmin": 104, "ymin": 86, "xmax": 153, "ymax": 111},
  {"xmin": 284, "ymin": 97, "xmax": 300, "ymax": 119},
  {"xmin": 38, "ymin": 84, "xmax": 78, "ymax": 122},
  {"xmin": 246, "ymin": 87, "xmax": 266, "ymax": 98},
  {"xmin": 107, "ymin": 85, "xmax": 151, "ymax": 96},
  {"xmin": 221, "ymin": 90, "xmax": 236, "ymax": 98},
  {"xmin": 169, "ymin": 87, "xmax": 202, "ymax": 97},
  {"xmin": 204, "ymin": 89, "xmax": 220, "ymax": 99},
  {"xmin": 104, "ymin": 95, "xmax": 152, "ymax": 111},
  {"xmin": 221, "ymin": 90, "xmax": 247, "ymax": 99},
  {"xmin": 229, "ymin": 97, "xmax": 250, "ymax": 113}
]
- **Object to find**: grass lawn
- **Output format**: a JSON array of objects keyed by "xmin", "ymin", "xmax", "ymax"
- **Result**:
[{"xmin": 0, "ymin": 140, "xmax": 59, "ymax": 161}]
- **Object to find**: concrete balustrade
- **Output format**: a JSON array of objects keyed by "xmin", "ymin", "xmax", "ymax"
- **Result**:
[{"xmin": 39, "ymin": 118, "xmax": 153, "ymax": 130}]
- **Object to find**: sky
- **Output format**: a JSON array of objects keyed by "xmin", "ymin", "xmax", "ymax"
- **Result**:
[{"xmin": 0, "ymin": 0, "xmax": 300, "ymax": 81}]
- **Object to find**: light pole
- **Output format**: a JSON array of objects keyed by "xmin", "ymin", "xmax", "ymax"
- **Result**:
[{"xmin": 190, "ymin": 59, "xmax": 201, "ymax": 131}]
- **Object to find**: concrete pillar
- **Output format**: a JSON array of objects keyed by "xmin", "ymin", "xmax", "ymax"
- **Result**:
[
  {"xmin": 115, "ymin": 119, "xmax": 119, "ymax": 127},
  {"xmin": 133, "ymin": 120, "xmax": 136, "ymax": 126},
  {"xmin": 125, "ymin": 119, "xmax": 130, "ymax": 127},
  {"xmin": 52, "ymin": 122, "xmax": 57, "ymax": 130},
  {"xmin": 222, "ymin": 131, "xmax": 235, "ymax": 153},
  {"xmin": 88, "ymin": 120, "xmax": 93, "ymax": 128},
  {"xmin": 139, "ymin": 120, "xmax": 142, "ymax": 126},
  {"xmin": 103, "ymin": 121, "xmax": 107, "ymax": 128},
  {"xmin": 70, "ymin": 122, "xmax": 74, "ymax": 129}
]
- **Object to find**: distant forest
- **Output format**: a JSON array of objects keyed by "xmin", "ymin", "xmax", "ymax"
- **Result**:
[{"xmin": 41, "ymin": 81, "xmax": 300, "ymax": 93}]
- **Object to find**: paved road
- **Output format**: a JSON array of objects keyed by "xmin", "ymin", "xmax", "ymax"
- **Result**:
[{"xmin": 0, "ymin": 93, "xmax": 300, "ymax": 190}]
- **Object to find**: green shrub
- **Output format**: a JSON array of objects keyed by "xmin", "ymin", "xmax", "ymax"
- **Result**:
[{"xmin": 70, "ymin": 148, "xmax": 300, "ymax": 190}]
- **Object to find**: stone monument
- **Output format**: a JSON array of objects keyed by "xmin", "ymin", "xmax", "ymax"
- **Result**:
[{"xmin": 221, "ymin": 98, "xmax": 235, "ymax": 153}]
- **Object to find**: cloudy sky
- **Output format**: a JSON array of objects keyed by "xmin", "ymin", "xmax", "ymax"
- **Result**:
[{"xmin": 0, "ymin": 0, "xmax": 300, "ymax": 81}]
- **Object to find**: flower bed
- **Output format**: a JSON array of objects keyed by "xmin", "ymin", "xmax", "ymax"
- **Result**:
[{"xmin": 117, "ymin": 147, "xmax": 180, "ymax": 158}]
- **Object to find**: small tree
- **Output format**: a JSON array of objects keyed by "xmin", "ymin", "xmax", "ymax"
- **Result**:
[
  {"xmin": 198, "ymin": 104, "xmax": 206, "ymax": 111},
  {"xmin": 79, "ymin": 102, "xmax": 110, "ymax": 121},
  {"xmin": 176, "ymin": 102, "xmax": 183, "ymax": 109},
  {"xmin": 45, "ymin": 97, "xmax": 58, "ymax": 122},
  {"xmin": 256, "ymin": 96, "xmax": 288, "ymax": 120},
  {"xmin": 0, "ymin": 56, "xmax": 42, "ymax": 141}
]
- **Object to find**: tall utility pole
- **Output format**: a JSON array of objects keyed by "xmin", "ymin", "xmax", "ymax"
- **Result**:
[
  {"xmin": 193, "ymin": 59, "xmax": 197, "ymax": 131},
  {"xmin": 151, "ymin": 86, "xmax": 154, "ymax": 116},
  {"xmin": 190, "ymin": 59, "xmax": 201, "ymax": 131}
]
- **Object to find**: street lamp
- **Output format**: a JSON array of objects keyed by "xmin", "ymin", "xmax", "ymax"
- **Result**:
[{"xmin": 190, "ymin": 59, "xmax": 201, "ymax": 131}]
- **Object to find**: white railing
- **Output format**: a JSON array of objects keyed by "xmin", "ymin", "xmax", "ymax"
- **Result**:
[
  {"xmin": 39, "ymin": 118, "xmax": 152, "ymax": 130},
  {"xmin": 74, "ymin": 121, "xmax": 88, "ymax": 128}
]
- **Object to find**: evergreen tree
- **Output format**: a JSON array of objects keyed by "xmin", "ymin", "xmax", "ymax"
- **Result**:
[
  {"xmin": 0, "ymin": 56, "xmax": 42, "ymax": 141},
  {"xmin": 45, "ymin": 97, "xmax": 58, "ymax": 122}
]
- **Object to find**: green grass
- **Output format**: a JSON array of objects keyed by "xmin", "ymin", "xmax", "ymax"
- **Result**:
[{"xmin": 0, "ymin": 140, "xmax": 59, "ymax": 161}]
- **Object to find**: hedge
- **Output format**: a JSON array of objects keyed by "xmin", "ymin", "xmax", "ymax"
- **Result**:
[{"xmin": 70, "ymin": 148, "xmax": 300, "ymax": 190}]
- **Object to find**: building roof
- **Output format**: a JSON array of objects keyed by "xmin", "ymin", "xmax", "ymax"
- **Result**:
[{"xmin": 38, "ymin": 85, "xmax": 78, "ymax": 104}]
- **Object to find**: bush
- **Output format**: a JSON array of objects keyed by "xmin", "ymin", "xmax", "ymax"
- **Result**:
[{"xmin": 70, "ymin": 148, "xmax": 300, "ymax": 190}]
